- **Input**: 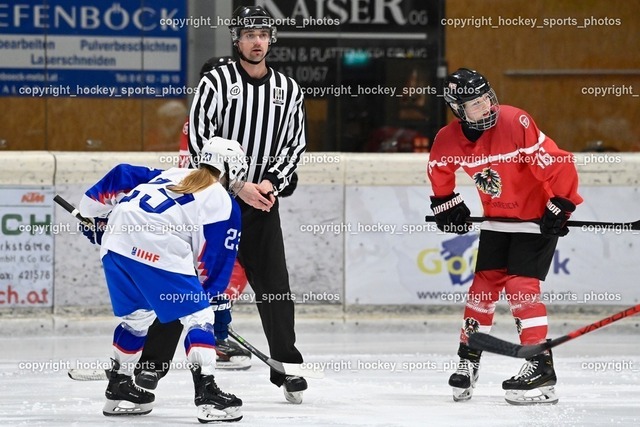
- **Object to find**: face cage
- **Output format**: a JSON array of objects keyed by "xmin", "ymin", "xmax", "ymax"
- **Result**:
[
  {"xmin": 228, "ymin": 178, "xmax": 246, "ymax": 197},
  {"xmin": 226, "ymin": 161, "xmax": 248, "ymax": 197},
  {"xmin": 455, "ymin": 89, "xmax": 500, "ymax": 131},
  {"xmin": 231, "ymin": 26, "xmax": 278, "ymax": 44}
]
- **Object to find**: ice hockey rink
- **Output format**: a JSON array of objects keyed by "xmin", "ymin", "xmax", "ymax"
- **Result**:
[{"xmin": 1, "ymin": 308, "xmax": 639, "ymax": 427}]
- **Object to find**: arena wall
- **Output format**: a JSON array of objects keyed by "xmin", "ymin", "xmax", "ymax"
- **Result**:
[{"xmin": 1, "ymin": 152, "xmax": 638, "ymax": 320}]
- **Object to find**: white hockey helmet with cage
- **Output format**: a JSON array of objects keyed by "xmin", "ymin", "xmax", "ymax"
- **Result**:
[
  {"xmin": 443, "ymin": 68, "xmax": 500, "ymax": 130},
  {"xmin": 199, "ymin": 137, "xmax": 248, "ymax": 194}
]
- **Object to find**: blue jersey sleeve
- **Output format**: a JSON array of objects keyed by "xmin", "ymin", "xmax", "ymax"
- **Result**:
[
  {"xmin": 85, "ymin": 164, "xmax": 163, "ymax": 203},
  {"xmin": 198, "ymin": 199, "xmax": 241, "ymax": 296},
  {"xmin": 80, "ymin": 164, "xmax": 163, "ymax": 217}
]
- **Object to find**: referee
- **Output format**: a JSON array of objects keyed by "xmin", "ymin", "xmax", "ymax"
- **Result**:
[{"xmin": 188, "ymin": 5, "xmax": 307, "ymax": 404}]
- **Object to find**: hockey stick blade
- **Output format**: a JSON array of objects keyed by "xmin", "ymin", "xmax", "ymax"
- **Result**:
[
  {"xmin": 227, "ymin": 327, "xmax": 324, "ymax": 379},
  {"xmin": 67, "ymin": 357, "xmax": 249, "ymax": 381},
  {"xmin": 68, "ymin": 369, "xmax": 109, "ymax": 381},
  {"xmin": 469, "ymin": 303, "xmax": 640, "ymax": 358},
  {"xmin": 467, "ymin": 333, "xmax": 549, "ymax": 359},
  {"xmin": 424, "ymin": 215, "xmax": 640, "ymax": 231},
  {"xmin": 264, "ymin": 359, "xmax": 324, "ymax": 379}
]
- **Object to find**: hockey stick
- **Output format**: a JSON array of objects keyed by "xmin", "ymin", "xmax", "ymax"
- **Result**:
[
  {"xmin": 227, "ymin": 327, "xmax": 324, "ymax": 379},
  {"xmin": 68, "ymin": 354, "xmax": 253, "ymax": 381},
  {"xmin": 68, "ymin": 358, "xmax": 255, "ymax": 381},
  {"xmin": 424, "ymin": 215, "xmax": 640, "ymax": 231},
  {"xmin": 468, "ymin": 303, "xmax": 640, "ymax": 358},
  {"xmin": 55, "ymin": 195, "xmax": 109, "ymax": 381},
  {"xmin": 54, "ymin": 194, "xmax": 94, "ymax": 227}
]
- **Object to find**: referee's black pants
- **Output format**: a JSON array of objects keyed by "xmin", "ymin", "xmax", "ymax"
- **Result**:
[{"xmin": 237, "ymin": 198, "xmax": 303, "ymax": 387}]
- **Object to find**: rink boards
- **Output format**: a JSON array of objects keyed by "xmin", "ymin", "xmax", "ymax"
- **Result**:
[{"xmin": 0, "ymin": 151, "xmax": 638, "ymax": 311}]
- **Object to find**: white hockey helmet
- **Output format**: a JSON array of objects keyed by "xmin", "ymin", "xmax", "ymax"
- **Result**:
[{"xmin": 199, "ymin": 137, "xmax": 248, "ymax": 192}]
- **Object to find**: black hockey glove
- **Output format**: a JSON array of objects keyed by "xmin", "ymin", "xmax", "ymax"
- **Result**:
[
  {"xmin": 80, "ymin": 217, "xmax": 108, "ymax": 245},
  {"xmin": 540, "ymin": 197, "xmax": 576, "ymax": 237},
  {"xmin": 279, "ymin": 172, "xmax": 298, "ymax": 198},
  {"xmin": 429, "ymin": 193, "xmax": 472, "ymax": 234}
]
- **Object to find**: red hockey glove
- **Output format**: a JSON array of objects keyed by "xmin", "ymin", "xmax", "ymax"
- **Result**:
[
  {"xmin": 429, "ymin": 193, "xmax": 472, "ymax": 234},
  {"xmin": 540, "ymin": 197, "xmax": 576, "ymax": 237}
]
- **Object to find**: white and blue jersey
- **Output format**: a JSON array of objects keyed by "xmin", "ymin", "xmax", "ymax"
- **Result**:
[{"xmin": 79, "ymin": 164, "xmax": 241, "ymax": 297}]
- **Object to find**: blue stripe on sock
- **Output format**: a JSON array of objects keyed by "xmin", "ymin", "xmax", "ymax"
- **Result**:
[
  {"xmin": 184, "ymin": 327, "xmax": 216, "ymax": 354},
  {"xmin": 113, "ymin": 324, "xmax": 146, "ymax": 354}
]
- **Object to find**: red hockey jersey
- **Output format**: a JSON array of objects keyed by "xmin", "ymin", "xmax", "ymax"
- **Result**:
[
  {"xmin": 178, "ymin": 118, "xmax": 190, "ymax": 168},
  {"xmin": 428, "ymin": 105, "xmax": 583, "ymax": 226}
]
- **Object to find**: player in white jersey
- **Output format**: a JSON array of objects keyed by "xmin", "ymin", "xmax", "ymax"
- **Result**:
[
  {"xmin": 133, "ymin": 56, "xmax": 252, "ymax": 389},
  {"xmin": 78, "ymin": 138, "xmax": 248, "ymax": 423}
]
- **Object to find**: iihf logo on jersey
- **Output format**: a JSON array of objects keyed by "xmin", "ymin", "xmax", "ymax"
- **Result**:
[
  {"xmin": 131, "ymin": 246, "xmax": 160, "ymax": 263},
  {"xmin": 272, "ymin": 87, "xmax": 285, "ymax": 105},
  {"xmin": 473, "ymin": 167, "xmax": 502, "ymax": 198}
]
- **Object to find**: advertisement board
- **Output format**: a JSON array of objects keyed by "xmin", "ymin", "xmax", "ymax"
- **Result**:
[
  {"xmin": 0, "ymin": 187, "xmax": 54, "ymax": 307},
  {"xmin": 0, "ymin": 0, "xmax": 187, "ymax": 98},
  {"xmin": 345, "ymin": 185, "xmax": 640, "ymax": 305}
]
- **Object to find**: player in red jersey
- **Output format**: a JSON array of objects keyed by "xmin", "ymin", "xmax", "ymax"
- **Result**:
[{"xmin": 427, "ymin": 68, "xmax": 583, "ymax": 405}]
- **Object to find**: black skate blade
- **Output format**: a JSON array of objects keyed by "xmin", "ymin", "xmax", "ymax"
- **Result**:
[{"xmin": 468, "ymin": 333, "xmax": 549, "ymax": 358}]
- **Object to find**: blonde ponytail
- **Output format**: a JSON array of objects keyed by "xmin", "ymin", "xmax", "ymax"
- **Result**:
[{"xmin": 168, "ymin": 165, "xmax": 221, "ymax": 194}]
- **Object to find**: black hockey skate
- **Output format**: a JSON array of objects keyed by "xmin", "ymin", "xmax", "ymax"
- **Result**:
[
  {"xmin": 135, "ymin": 370, "xmax": 159, "ymax": 390},
  {"xmin": 283, "ymin": 375, "xmax": 307, "ymax": 404},
  {"xmin": 216, "ymin": 338, "xmax": 252, "ymax": 370},
  {"xmin": 502, "ymin": 348, "xmax": 558, "ymax": 405},
  {"xmin": 190, "ymin": 364, "xmax": 243, "ymax": 422},
  {"xmin": 448, "ymin": 343, "xmax": 481, "ymax": 402},
  {"xmin": 103, "ymin": 360, "xmax": 155, "ymax": 416}
]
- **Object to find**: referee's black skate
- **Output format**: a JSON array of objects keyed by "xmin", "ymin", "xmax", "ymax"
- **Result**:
[
  {"xmin": 448, "ymin": 343, "xmax": 481, "ymax": 402},
  {"xmin": 283, "ymin": 375, "xmax": 307, "ymax": 404},
  {"xmin": 103, "ymin": 360, "xmax": 155, "ymax": 416},
  {"xmin": 135, "ymin": 370, "xmax": 159, "ymax": 390},
  {"xmin": 190, "ymin": 364, "xmax": 243, "ymax": 422},
  {"xmin": 502, "ymin": 348, "xmax": 558, "ymax": 405},
  {"xmin": 216, "ymin": 338, "xmax": 252, "ymax": 370}
]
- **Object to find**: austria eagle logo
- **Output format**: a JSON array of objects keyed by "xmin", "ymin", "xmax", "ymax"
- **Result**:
[
  {"xmin": 464, "ymin": 317, "xmax": 480, "ymax": 337},
  {"xmin": 473, "ymin": 167, "xmax": 502, "ymax": 198}
]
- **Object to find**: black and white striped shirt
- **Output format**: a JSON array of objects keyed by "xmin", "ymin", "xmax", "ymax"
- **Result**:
[{"xmin": 188, "ymin": 62, "xmax": 307, "ymax": 192}]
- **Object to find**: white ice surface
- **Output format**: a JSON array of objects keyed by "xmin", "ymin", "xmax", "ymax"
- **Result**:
[{"xmin": 0, "ymin": 314, "xmax": 639, "ymax": 427}]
